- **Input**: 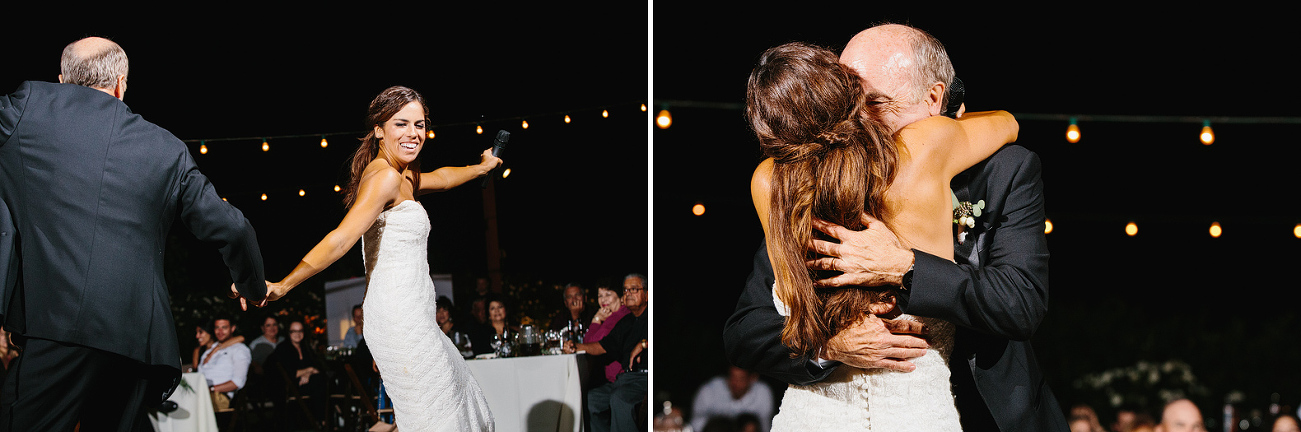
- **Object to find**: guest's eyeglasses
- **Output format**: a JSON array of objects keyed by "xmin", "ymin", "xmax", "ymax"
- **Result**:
[
  {"xmin": 289, "ymin": 330, "xmax": 305, "ymax": 334},
  {"xmin": 625, "ymin": 287, "xmax": 645, "ymax": 292}
]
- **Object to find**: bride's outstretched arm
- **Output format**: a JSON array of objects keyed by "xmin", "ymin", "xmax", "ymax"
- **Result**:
[
  {"xmin": 263, "ymin": 166, "xmax": 401, "ymax": 305},
  {"xmin": 416, "ymin": 148, "xmax": 502, "ymax": 194}
]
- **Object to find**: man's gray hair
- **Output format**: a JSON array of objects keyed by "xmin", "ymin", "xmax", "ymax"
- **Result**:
[
  {"xmin": 624, "ymin": 273, "xmax": 647, "ymax": 286},
  {"xmin": 904, "ymin": 29, "xmax": 955, "ymax": 106},
  {"xmin": 60, "ymin": 38, "xmax": 129, "ymax": 89}
]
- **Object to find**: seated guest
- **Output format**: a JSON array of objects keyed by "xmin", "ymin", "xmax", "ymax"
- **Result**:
[
  {"xmin": 469, "ymin": 294, "xmax": 519, "ymax": 356},
  {"xmin": 247, "ymin": 314, "xmax": 283, "ymax": 367},
  {"xmin": 690, "ymin": 366, "xmax": 775, "ymax": 432},
  {"xmin": 342, "ymin": 304, "xmax": 364, "ymax": 349},
  {"xmin": 436, "ymin": 296, "xmax": 458, "ymax": 336},
  {"xmin": 548, "ymin": 282, "xmax": 597, "ymax": 332},
  {"xmin": 584, "ymin": 281, "xmax": 631, "ymax": 384},
  {"xmin": 189, "ymin": 322, "xmax": 246, "ymax": 373},
  {"xmin": 266, "ymin": 319, "xmax": 328, "ymax": 426},
  {"xmin": 198, "ymin": 315, "xmax": 252, "ymax": 410},
  {"xmin": 565, "ymin": 273, "xmax": 649, "ymax": 432}
]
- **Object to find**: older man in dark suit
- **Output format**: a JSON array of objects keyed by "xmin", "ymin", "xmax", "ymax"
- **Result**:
[
  {"xmin": 0, "ymin": 36, "xmax": 266, "ymax": 431},
  {"xmin": 723, "ymin": 24, "xmax": 1067, "ymax": 431}
]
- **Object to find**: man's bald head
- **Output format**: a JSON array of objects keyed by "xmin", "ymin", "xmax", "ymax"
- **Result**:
[
  {"xmin": 1156, "ymin": 399, "xmax": 1205, "ymax": 432},
  {"xmin": 839, "ymin": 24, "xmax": 954, "ymax": 131},
  {"xmin": 60, "ymin": 37, "xmax": 129, "ymax": 95}
]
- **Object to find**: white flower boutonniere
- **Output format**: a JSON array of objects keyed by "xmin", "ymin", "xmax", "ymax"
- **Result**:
[{"xmin": 952, "ymin": 194, "xmax": 985, "ymax": 245}]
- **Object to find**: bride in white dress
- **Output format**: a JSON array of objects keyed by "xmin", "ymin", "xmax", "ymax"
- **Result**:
[
  {"xmin": 261, "ymin": 86, "xmax": 500, "ymax": 431},
  {"xmin": 745, "ymin": 42, "xmax": 1017, "ymax": 431}
]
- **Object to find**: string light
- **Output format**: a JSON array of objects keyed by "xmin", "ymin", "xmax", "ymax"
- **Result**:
[
  {"xmin": 522, "ymin": 120, "xmax": 529, "ymax": 129},
  {"xmin": 299, "ymin": 189, "xmax": 306, "ymax": 197},
  {"xmin": 427, "ymin": 130, "xmax": 435, "ymax": 139},
  {"xmin": 199, "ymin": 142, "xmax": 208, "ymax": 155},
  {"xmin": 1209, "ymin": 221, "xmax": 1222, "ymax": 238},
  {"xmin": 334, "ymin": 185, "xmax": 341, "ymax": 192},
  {"xmin": 319, "ymin": 136, "xmax": 328, "ymax": 148},
  {"xmin": 641, "ymin": 104, "xmax": 647, "ymax": 112},
  {"xmin": 476, "ymin": 125, "xmax": 483, "ymax": 134},
  {"xmin": 1200, "ymin": 120, "xmax": 1214, "ymax": 145},
  {"xmin": 1125, "ymin": 222, "xmax": 1138, "ymax": 236},
  {"xmin": 1044, "ymin": 219, "xmax": 1053, "ymax": 234},
  {"xmin": 502, "ymin": 168, "xmax": 511, "ymax": 179},
  {"xmin": 657, "ymin": 109, "xmax": 672, "ymax": 129},
  {"xmin": 261, "ymin": 139, "xmax": 269, "ymax": 152},
  {"xmin": 692, "ymin": 203, "xmax": 706, "ymax": 216},
  {"xmin": 564, "ymin": 115, "xmax": 572, "ymax": 124},
  {"xmin": 1294, "ymin": 224, "xmax": 1301, "ymax": 238},
  {"xmin": 261, "ymin": 193, "xmax": 268, "ymax": 201},
  {"xmin": 1066, "ymin": 118, "xmax": 1081, "ymax": 143},
  {"xmin": 602, "ymin": 109, "xmax": 609, "ymax": 118}
]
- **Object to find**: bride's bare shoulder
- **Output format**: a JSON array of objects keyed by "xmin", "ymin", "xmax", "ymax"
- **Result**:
[{"xmin": 750, "ymin": 158, "xmax": 775, "ymax": 204}]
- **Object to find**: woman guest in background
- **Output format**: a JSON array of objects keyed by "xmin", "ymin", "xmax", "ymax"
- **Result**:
[
  {"xmin": 584, "ymin": 282, "xmax": 630, "ymax": 384},
  {"xmin": 259, "ymin": 86, "xmax": 498, "ymax": 431},
  {"xmin": 267, "ymin": 319, "xmax": 327, "ymax": 427},
  {"xmin": 188, "ymin": 323, "xmax": 244, "ymax": 373}
]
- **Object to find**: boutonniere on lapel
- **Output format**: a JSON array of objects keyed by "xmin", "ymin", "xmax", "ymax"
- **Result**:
[{"xmin": 953, "ymin": 195, "xmax": 985, "ymax": 245}]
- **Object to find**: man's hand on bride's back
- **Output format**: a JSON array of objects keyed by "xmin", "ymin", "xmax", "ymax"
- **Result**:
[
  {"xmin": 823, "ymin": 314, "xmax": 928, "ymax": 372},
  {"xmin": 808, "ymin": 213, "xmax": 914, "ymax": 288}
]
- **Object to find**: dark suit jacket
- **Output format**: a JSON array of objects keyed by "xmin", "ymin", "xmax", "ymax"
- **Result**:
[
  {"xmin": 0, "ymin": 81, "xmax": 267, "ymax": 399},
  {"xmin": 723, "ymin": 145, "xmax": 1067, "ymax": 431}
]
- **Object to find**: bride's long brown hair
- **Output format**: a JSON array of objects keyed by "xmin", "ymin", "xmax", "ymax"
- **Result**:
[{"xmin": 746, "ymin": 42, "xmax": 900, "ymax": 357}]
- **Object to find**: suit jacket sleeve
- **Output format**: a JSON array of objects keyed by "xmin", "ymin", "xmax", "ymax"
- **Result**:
[
  {"xmin": 723, "ymin": 245, "xmax": 836, "ymax": 385},
  {"xmin": 175, "ymin": 152, "xmax": 268, "ymax": 303},
  {"xmin": 904, "ymin": 150, "xmax": 1049, "ymax": 341}
]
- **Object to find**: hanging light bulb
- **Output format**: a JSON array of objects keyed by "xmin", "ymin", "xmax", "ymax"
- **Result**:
[
  {"xmin": 521, "ymin": 120, "xmax": 529, "ymax": 129},
  {"xmin": 602, "ymin": 109, "xmax": 609, "ymax": 118},
  {"xmin": 692, "ymin": 203, "xmax": 706, "ymax": 216},
  {"xmin": 502, "ymin": 168, "xmax": 511, "ymax": 179},
  {"xmin": 299, "ymin": 189, "xmax": 306, "ymax": 197},
  {"xmin": 641, "ymin": 103, "xmax": 647, "ymax": 112},
  {"xmin": 260, "ymin": 193, "xmax": 268, "ymax": 201},
  {"xmin": 1294, "ymin": 223, "xmax": 1301, "ymax": 238},
  {"xmin": 656, "ymin": 109, "xmax": 672, "ymax": 129},
  {"xmin": 1200, "ymin": 120, "xmax": 1214, "ymax": 145},
  {"xmin": 320, "ymin": 136, "xmax": 328, "ymax": 148},
  {"xmin": 564, "ymin": 114, "xmax": 572, "ymax": 124},
  {"xmin": 261, "ymin": 139, "xmax": 269, "ymax": 152},
  {"xmin": 1044, "ymin": 219, "xmax": 1053, "ymax": 234},
  {"xmin": 334, "ymin": 185, "xmax": 342, "ymax": 192},
  {"xmin": 199, "ymin": 142, "xmax": 208, "ymax": 155},
  {"xmin": 1125, "ymin": 221, "xmax": 1138, "ymax": 236},
  {"xmin": 1209, "ymin": 221, "xmax": 1222, "ymax": 238},
  {"xmin": 1065, "ymin": 118, "xmax": 1080, "ymax": 143},
  {"xmin": 476, "ymin": 125, "xmax": 483, "ymax": 134},
  {"xmin": 427, "ymin": 130, "xmax": 435, "ymax": 139}
]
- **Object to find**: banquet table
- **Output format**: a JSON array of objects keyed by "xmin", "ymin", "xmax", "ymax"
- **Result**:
[
  {"xmin": 151, "ymin": 372, "xmax": 219, "ymax": 432},
  {"xmin": 465, "ymin": 353, "xmax": 589, "ymax": 432}
]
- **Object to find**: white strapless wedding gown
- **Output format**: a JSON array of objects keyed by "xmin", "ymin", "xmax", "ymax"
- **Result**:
[
  {"xmin": 769, "ymin": 286, "xmax": 962, "ymax": 431},
  {"xmin": 362, "ymin": 200, "xmax": 494, "ymax": 431}
]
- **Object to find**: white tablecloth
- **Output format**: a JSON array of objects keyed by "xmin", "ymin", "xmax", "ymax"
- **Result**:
[
  {"xmin": 466, "ymin": 353, "xmax": 588, "ymax": 432},
  {"xmin": 150, "ymin": 372, "xmax": 219, "ymax": 432}
]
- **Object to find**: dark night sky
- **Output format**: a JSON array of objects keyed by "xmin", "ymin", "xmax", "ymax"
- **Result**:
[{"xmin": 653, "ymin": 7, "xmax": 1301, "ymax": 420}]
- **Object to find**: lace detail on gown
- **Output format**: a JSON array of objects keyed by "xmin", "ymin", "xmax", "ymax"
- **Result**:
[
  {"xmin": 769, "ymin": 285, "xmax": 962, "ymax": 431},
  {"xmin": 362, "ymin": 200, "xmax": 494, "ymax": 431}
]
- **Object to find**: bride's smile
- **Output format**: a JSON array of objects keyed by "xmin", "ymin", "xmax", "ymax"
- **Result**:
[{"xmin": 375, "ymin": 101, "xmax": 427, "ymax": 166}]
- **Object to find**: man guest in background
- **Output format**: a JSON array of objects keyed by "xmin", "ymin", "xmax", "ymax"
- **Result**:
[
  {"xmin": 199, "ymin": 316, "xmax": 251, "ymax": 409},
  {"xmin": 549, "ymin": 282, "xmax": 596, "ymax": 332},
  {"xmin": 690, "ymin": 365, "xmax": 775, "ymax": 432},
  {"xmin": 1155, "ymin": 399, "xmax": 1205, "ymax": 432},
  {"xmin": 0, "ymin": 36, "xmax": 266, "ymax": 430},
  {"xmin": 343, "ymin": 304, "xmax": 364, "ymax": 349}
]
